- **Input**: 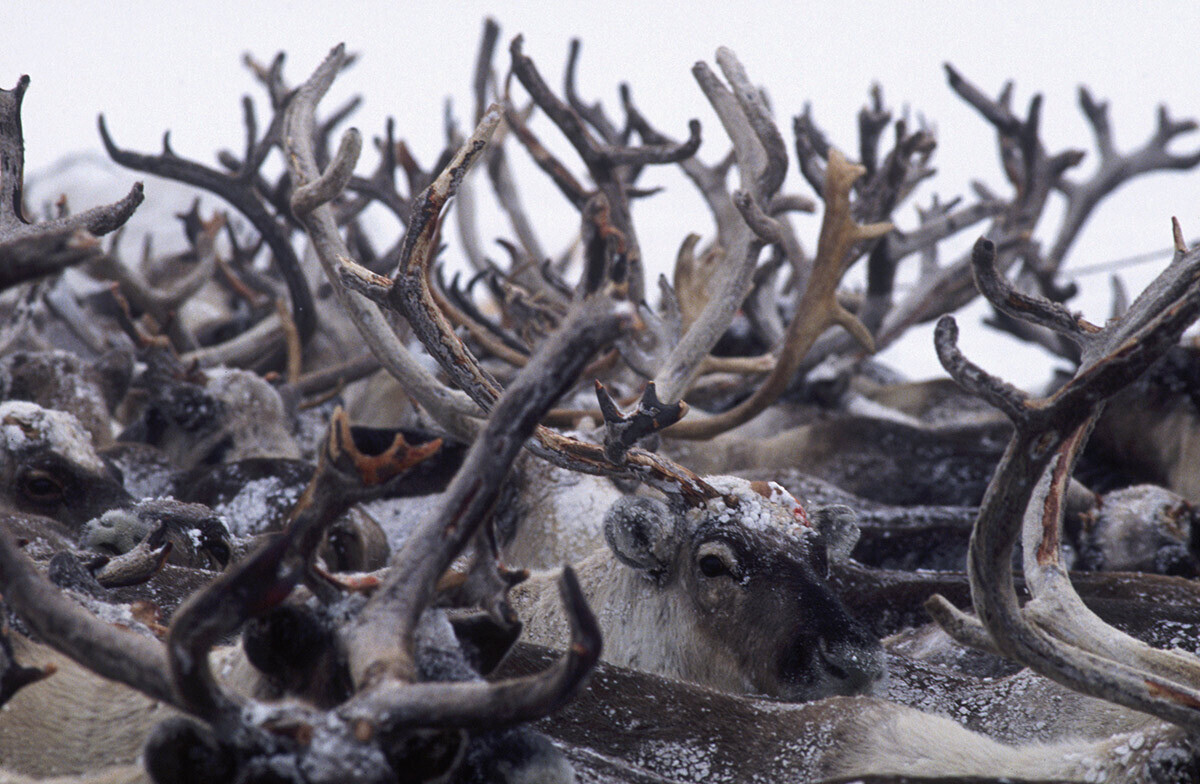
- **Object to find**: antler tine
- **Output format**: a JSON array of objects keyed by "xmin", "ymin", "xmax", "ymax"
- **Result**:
[
  {"xmin": 1102, "ymin": 218, "xmax": 1200, "ymax": 356},
  {"xmin": 1047, "ymin": 89, "xmax": 1200, "ymax": 270},
  {"xmin": 624, "ymin": 65, "xmax": 803, "ymax": 374},
  {"xmin": 793, "ymin": 104, "xmax": 833, "ymax": 194},
  {"xmin": 564, "ymin": 38, "xmax": 620, "ymax": 144},
  {"xmin": 665, "ymin": 149, "xmax": 891, "ymax": 439},
  {"xmin": 342, "ymin": 565, "xmax": 599, "ymax": 733},
  {"xmin": 969, "ymin": 237, "xmax": 1102, "ymax": 343},
  {"xmin": 344, "ymin": 291, "xmax": 632, "ymax": 690},
  {"xmin": 502, "ymin": 100, "xmax": 591, "ymax": 209},
  {"xmin": 284, "ymin": 43, "xmax": 481, "ymax": 443},
  {"xmin": 0, "ymin": 523, "xmax": 178, "ymax": 709},
  {"xmin": 929, "ymin": 230, "xmax": 1200, "ymax": 732},
  {"xmin": 167, "ymin": 407, "xmax": 443, "ymax": 720},
  {"xmin": 858, "ymin": 83, "xmax": 892, "ymax": 178},
  {"xmin": 436, "ymin": 267, "xmax": 533, "ymax": 365}
]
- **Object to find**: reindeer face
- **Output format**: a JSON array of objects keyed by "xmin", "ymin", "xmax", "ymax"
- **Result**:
[
  {"xmin": 604, "ymin": 476, "xmax": 886, "ymax": 701},
  {"xmin": 0, "ymin": 401, "xmax": 131, "ymax": 527}
]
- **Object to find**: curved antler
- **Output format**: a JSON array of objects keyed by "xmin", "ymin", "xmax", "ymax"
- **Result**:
[{"xmin": 928, "ymin": 234, "xmax": 1200, "ymax": 732}]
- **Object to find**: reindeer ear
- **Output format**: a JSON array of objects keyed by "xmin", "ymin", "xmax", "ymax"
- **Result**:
[
  {"xmin": 604, "ymin": 496, "xmax": 678, "ymax": 575},
  {"xmin": 94, "ymin": 349, "xmax": 134, "ymax": 413},
  {"xmin": 810, "ymin": 504, "xmax": 860, "ymax": 563}
]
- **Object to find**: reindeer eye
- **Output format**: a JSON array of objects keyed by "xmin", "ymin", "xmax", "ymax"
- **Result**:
[
  {"xmin": 699, "ymin": 554, "xmax": 730, "ymax": 578},
  {"xmin": 20, "ymin": 469, "xmax": 64, "ymax": 503}
]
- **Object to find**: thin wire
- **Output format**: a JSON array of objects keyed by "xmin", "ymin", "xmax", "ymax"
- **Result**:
[{"xmin": 1065, "ymin": 238, "xmax": 1200, "ymax": 279}]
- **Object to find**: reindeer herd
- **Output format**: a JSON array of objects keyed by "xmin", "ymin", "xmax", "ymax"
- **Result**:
[{"xmin": 4, "ymin": 18, "xmax": 1200, "ymax": 783}]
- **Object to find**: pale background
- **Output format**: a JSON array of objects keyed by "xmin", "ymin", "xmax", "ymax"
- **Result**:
[{"xmin": 6, "ymin": 2, "xmax": 1200, "ymax": 388}]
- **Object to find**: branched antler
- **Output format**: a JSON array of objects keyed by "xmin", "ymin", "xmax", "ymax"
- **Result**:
[
  {"xmin": 284, "ymin": 44, "xmax": 481, "ymax": 442},
  {"xmin": 0, "ymin": 76, "xmax": 142, "ymax": 292},
  {"xmin": 665, "ymin": 150, "xmax": 890, "ymax": 439},
  {"xmin": 873, "ymin": 66, "xmax": 1093, "ymax": 347},
  {"xmin": 1048, "ymin": 88, "xmax": 1200, "ymax": 270},
  {"xmin": 98, "ymin": 91, "xmax": 315, "ymax": 345},
  {"xmin": 507, "ymin": 35, "xmax": 701, "ymax": 302},
  {"xmin": 926, "ymin": 232, "xmax": 1200, "ymax": 732},
  {"xmin": 649, "ymin": 49, "xmax": 786, "ymax": 404}
]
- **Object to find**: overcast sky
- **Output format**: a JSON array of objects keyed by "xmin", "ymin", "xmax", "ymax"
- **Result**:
[{"xmin": 6, "ymin": 2, "xmax": 1200, "ymax": 387}]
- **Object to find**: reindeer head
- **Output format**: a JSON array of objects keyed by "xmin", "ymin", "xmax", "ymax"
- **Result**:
[
  {"xmin": 0, "ymin": 401, "xmax": 131, "ymax": 527},
  {"xmin": 603, "ymin": 475, "xmax": 886, "ymax": 701}
]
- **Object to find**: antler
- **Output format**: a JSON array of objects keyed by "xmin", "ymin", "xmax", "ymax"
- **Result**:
[
  {"xmin": 0, "ymin": 76, "xmax": 142, "ymax": 293},
  {"xmin": 649, "ymin": 48, "xmax": 788, "ymax": 405},
  {"xmin": 507, "ymin": 35, "xmax": 701, "ymax": 303},
  {"xmin": 664, "ymin": 149, "xmax": 890, "ymax": 439},
  {"xmin": 98, "ymin": 95, "xmax": 315, "ymax": 346},
  {"xmin": 926, "ymin": 234, "xmax": 1200, "ymax": 731},
  {"xmin": 282, "ymin": 44, "xmax": 719, "ymax": 505},
  {"xmin": 1049, "ymin": 87, "xmax": 1200, "ymax": 270},
  {"xmin": 284, "ymin": 44, "xmax": 481, "ymax": 443}
]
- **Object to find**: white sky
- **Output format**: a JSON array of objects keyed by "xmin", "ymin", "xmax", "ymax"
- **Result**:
[{"xmin": 6, "ymin": 1, "xmax": 1200, "ymax": 388}]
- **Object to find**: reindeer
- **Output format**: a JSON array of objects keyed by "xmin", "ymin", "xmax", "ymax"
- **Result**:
[
  {"xmin": 0, "ymin": 277, "xmax": 623, "ymax": 781},
  {"xmin": 5, "ymin": 15, "xmax": 1200, "ymax": 783},
  {"xmin": 0, "ymin": 400, "xmax": 131, "ymax": 528},
  {"xmin": 510, "ymin": 479, "xmax": 886, "ymax": 700}
]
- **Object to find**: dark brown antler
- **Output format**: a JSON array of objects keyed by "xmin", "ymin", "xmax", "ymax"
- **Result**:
[
  {"xmin": 98, "ymin": 87, "xmax": 315, "ymax": 345},
  {"xmin": 926, "ymin": 233, "xmax": 1200, "ymax": 731},
  {"xmin": 507, "ymin": 35, "xmax": 701, "ymax": 302},
  {"xmin": 1048, "ymin": 87, "xmax": 1200, "ymax": 270}
]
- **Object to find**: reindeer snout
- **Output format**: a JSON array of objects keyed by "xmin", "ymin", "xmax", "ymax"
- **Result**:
[{"xmin": 817, "ymin": 637, "xmax": 888, "ymax": 696}]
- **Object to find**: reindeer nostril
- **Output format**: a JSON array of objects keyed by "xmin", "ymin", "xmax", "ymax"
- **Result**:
[
  {"xmin": 817, "ymin": 638, "xmax": 886, "ymax": 695},
  {"xmin": 818, "ymin": 640, "xmax": 849, "ymax": 680}
]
